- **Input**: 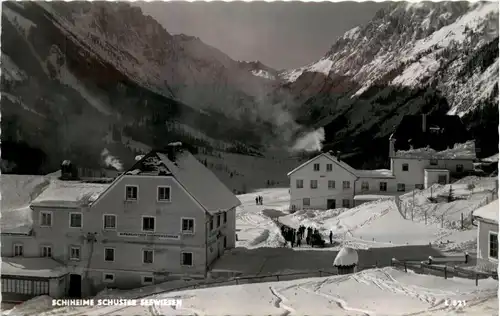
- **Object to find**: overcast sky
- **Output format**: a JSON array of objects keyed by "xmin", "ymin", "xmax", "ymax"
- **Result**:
[{"xmin": 135, "ymin": 2, "xmax": 388, "ymax": 70}]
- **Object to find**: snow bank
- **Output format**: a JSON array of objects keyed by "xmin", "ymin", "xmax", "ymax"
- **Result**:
[
  {"xmin": 33, "ymin": 267, "xmax": 498, "ymax": 316},
  {"xmin": 2, "ymin": 257, "xmax": 67, "ymax": 278},
  {"xmin": 3, "ymin": 295, "xmax": 53, "ymax": 316}
]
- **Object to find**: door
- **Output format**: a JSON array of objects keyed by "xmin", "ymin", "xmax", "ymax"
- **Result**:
[
  {"xmin": 327, "ymin": 199, "xmax": 336, "ymax": 209},
  {"xmin": 68, "ymin": 274, "xmax": 82, "ymax": 298}
]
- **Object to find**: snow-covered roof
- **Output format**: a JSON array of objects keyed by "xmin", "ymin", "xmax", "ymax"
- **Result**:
[
  {"xmin": 1, "ymin": 257, "xmax": 68, "ymax": 278},
  {"xmin": 287, "ymin": 153, "xmax": 357, "ymax": 177},
  {"xmin": 333, "ymin": 247, "xmax": 359, "ymax": 267},
  {"xmin": 394, "ymin": 140, "xmax": 476, "ymax": 160},
  {"xmin": 354, "ymin": 195, "xmax": 395, "ymax": 201},
  {"xmin": 424, "ymin": 169, "xmax": 450, "ymax": 173},
  {"xmin": 356, "ymin": 169, "xmax": 395, "ymax": 178},
  {"xmin": 473, "ymin": 199, "xmax": 499, "ymax": 224},
  {"xmin": 122, "ymin": 148, "xmax": 241, "ymax": 214},
  {"xmin": 156, "ymin": 151, "xmax": 241, "ymax": 213},
  {"xmin": 30, "ymin": 180, "xmax": 110, "ymax": 208}
]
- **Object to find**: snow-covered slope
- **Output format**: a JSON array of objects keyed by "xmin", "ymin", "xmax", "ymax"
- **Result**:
[{"xmin": 280, "ymin": 1, "xmax": 498, "ymax": 117}]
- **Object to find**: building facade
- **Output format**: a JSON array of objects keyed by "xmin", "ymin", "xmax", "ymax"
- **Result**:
[
  {"xmin": 473, "ymin": 200, "xmax": 498, "ymax": 270},
  {"xmin": 1, "ymin": 144, "xmax": 240, "ymax": 300}
]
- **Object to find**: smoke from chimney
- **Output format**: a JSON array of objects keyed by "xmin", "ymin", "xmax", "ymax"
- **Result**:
[{"xmin": 101, "ymin": 149, "xmax": 123, "ymax": 171}]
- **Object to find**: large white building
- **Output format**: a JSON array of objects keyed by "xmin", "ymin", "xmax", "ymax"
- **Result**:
[{"xmin": 287, "ymin": 140, "xmax": 477, "ymax": 210}]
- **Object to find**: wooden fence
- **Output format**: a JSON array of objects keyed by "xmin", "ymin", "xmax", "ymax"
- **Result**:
[{"xmin": 391, "ymin": 255, "xmax": 498, "ymax": 286}]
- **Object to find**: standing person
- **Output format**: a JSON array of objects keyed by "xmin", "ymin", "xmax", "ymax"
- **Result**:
[
  {"xmin": 296, "ymin": 231, "xmax": 301, "ymax": 247},
  {"xmin": 259, "ymin": 196, "xmax": 263, "ymax": 205},
  {"xmin": 291, "ymin": 230, "xmax": 295, "ymax": 248},
  {"xmin": 255, "ymin": 196, "xmax": 259, "ymax": 205},
  {"xmin": 329, "ymin": 230, "xmax": 333, "ymax": 245}
]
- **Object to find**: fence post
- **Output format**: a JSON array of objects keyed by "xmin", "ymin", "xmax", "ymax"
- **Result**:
[
  {"xmin": 441, "ymin": 215, "xmax": 444, "ymax": 228},
  {"xmin": 425, "ymin": 211, "xmax": 427, "ymax": 225},
  {"xmin": 475, "ymin": 273, "xmax": 479, "ymax": 286},
  {"xmin": 444, "ymin": 266, "xmax": 447, "ymax": 279},
  {"xmin": 465, "ymin": 252, "xmax": 469, "ymax": 264},
  {"xmin": 404, "ymin": 261, "xmax": 407, "ymax": 273},
  {"xmin": 461, "ymin": 213, "xmax": 464, "ymax": 229},
  {"xmin": 276, "ymin": 275, "xmax": 280, "ymax": 282}
]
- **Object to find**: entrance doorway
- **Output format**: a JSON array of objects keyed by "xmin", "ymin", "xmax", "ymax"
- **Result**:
[
  {"xmin": 327, "ymin": 199, "xmax": 336, "ymax": 209},
  {"xmin": 68, "ymin": 274, "xmax": 82, "ymax": 298}
]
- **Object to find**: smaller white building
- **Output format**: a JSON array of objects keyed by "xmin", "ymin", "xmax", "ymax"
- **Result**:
[
  {"xmin": 423, "ymin": 169, "xmax": 450, "ymax": 189},
  {"xmin": 333, "ymin": 247, "xmax": 359, "ymax": 274},
  {"xmin": 472, "ymin": 200, "xmax": 498, "ymax": 269}
]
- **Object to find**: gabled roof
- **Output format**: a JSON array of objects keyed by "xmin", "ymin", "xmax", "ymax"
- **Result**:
[
  {"xmin": 123, "ymin": 146, "xmax": 241, "ymax": 214},
  {"xmin": 287, "ymin": 153, "xmax": 358, "ymax": 177},
  {"xmin": 473, "ymin": 199, "xmax": 499, "ymax": 224}
]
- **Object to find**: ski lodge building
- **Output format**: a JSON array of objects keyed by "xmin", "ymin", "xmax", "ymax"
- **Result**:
[
  {"xmin": 1, "ymin": 143, "xmax": 240, "ymax": 302},
  {"xmin": 287, "ymin": 114, "xmax": 477, "ymax": 210}
]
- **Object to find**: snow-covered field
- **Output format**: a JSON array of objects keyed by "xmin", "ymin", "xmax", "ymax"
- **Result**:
[{"xmin": 7, "ymin": 267, "xmax": 498, "ymax": 316}]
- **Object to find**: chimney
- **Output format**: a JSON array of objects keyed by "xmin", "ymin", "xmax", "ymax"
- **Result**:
[
  {"xmin": 60, "ymin": 160, "xmax": 78, "ymax": 180},
  {"xmin": 166, "ymin": 142, "xmax": 183, "ymax": 162},
  {"xmin": 336, "ymin": 151, "xmax": 342, "ymax": 161},
  {"xmin": 422, "ymin": 114, "xmax": 427, "ymax": 133}
]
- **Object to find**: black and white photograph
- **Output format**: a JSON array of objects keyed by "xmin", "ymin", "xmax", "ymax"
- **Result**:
[{"xmin": 1, "ymin": 0, "xmax": 499, "ymax": 314}]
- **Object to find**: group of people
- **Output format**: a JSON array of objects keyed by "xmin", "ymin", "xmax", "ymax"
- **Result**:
[
  {"xmin": 255, "ymin": 195, "xmax": 264, "ymax": 205},
  {"xmin": 279, "ymin": 224, "xmax": 332, "ymax": 248}
]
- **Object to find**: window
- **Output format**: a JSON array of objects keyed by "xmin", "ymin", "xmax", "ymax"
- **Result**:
[
  {"xmin": 103, "ymin": 214, "xmax": 117, "ymax": 230},
  {"xmin": 342, "ymin": 181, "xmax": 350, "ymax": 190},
  {"xmin": 342, "ymin": 199, "xmax": 350, "ymax": 208},
  {"xmin": 379, "ymin": 182, "xmax": 387, "ymax": 192},
  {"xmin": 456, "ymin": 164, "xmax": 464, "ymax": 172},
  {"xmin": 143, "ymin": 249, "xmax": 154, "ymax": 264},
  {"xmin": 40, "ymin": 211, "xmax": 52, "ymax": 227},
  {"xmin": 430, "ymin": 159, "xmax": 438, "ymax": 166},
  {"xmin": 69, "ymin": 212, "xmax": 82, "ymax": 228},
  {"xmin": 209, "ymin": 218, "xmax": 214, "ymax": 231},
  {"xmin": 157, "ymin": 186, "xmax": 171, "ymax": 202},
  {"xmin": 125, "ymin": 185, "xmax": 138, "ymax": 200},
  {"xmin": 217, "ymin": 214, "xmax": 221, "ymax": 227},
  {"xmin": 104, "ymin": 247, "xmax": 115, "ymax": 262},
  {"xmin": 402, "ymin": 163, "xmax": 409, "ymax": 172},
  {"xmin": 303, "ymin": 198, "xmax": 310, "ymax": 207},
  {"xmin": 326, "ymin": 164, "xmax": 333, "ymax": 172},
  {"xmin": 361, "ymin": 182, "xmax": 369, "ymax": 191},
  {"xmin": 313, "ymin": 163, "xmax": 320, "ymax": 171},
  {"xmin": 438, "ymin": 175, "xmax": 447, "ymax": 185},
  {"xmin": 415, "ymin": 184, "xmax": 424, "ymax": 190},
  {"xmin": 69, "ymin": 246, "xmax": 81, "ymax": 261},
  {"xmin": 142, "ymin": 216, "xmax": 155, "ymax": 232},
  {"xmin": 181, "ymin": 218, "xmax": 195, "ymax": 234},
  {"xmin": 142, "ymin": 276, "xmax": 154, "ymax": 285},
  {"xmin": 13, "ymin": 244, "xmax": 23, "ymax": 257},
  {"xmin": 296, "ymin": 179, "xmax": 303, "ymax": 189},
  {"xmin": 397, "ymin": 183, "xmax": 406, "ymax": 192},
  {"xmin": 310, "ymin": 180, "xmax": 318, "ymax": 189},
  {"xmin": 328, "ymin": 180, "xmax": 335, "ymax": 189},
  {"xmin": 181, "ymin": 252, "xmax": 193, "ymax": 266},
  {"xmin": 41, "ymin": 246, "xmax": 52, "ymax": 258},
  {"xmin": 223, "ymin": 212, "xmax": 227, "ymax": 223},
  {"xmin": 489, "ymin": 232, "xmax": 498, "ymax": 260},
  {"xmin": 103, "ymin": 273, "xmax": 115, "ymax": 283}
]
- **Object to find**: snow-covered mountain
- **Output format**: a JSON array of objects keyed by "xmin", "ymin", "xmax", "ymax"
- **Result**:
[
  {"xmin": 279, "ymin": 1, "xmax": 499, "ymax": 164},
  {"xmin": 1, "ymin": 1, "xmax": 302, "ymax": 173},
  {"xmin": 237, "ymin": 60, "xmax": 279, "ymax": 80}
]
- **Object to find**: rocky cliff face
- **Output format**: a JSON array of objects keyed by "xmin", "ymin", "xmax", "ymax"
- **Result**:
[{"xmin": 279, "ymin": 1, "xmax": 499, "ymax": 166}]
